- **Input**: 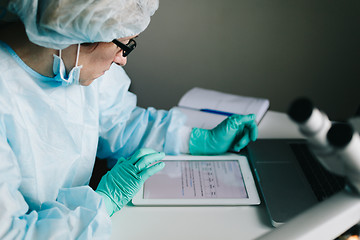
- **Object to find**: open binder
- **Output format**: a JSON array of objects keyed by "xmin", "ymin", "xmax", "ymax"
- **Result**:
[{"xmin": 175, "ymin": 87, "xmax": 270, "ymax": 129}]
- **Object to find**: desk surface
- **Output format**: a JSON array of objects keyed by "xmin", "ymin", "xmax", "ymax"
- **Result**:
[{"xmin": 110, "ymin": 110, "xmax": 303, "ymax": 240}]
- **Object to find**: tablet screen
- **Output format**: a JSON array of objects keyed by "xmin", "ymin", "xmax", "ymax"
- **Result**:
[{"xmin": 143, "ymin": 160, "xmax": 248, "ymax": 199}]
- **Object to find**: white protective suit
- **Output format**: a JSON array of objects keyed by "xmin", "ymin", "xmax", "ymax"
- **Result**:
[{"xmin": 0, "ymin": 41, "xmax": 187, "ymax": 239}]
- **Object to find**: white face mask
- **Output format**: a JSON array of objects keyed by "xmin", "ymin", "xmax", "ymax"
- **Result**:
[{"xmin": 52, "ymin": 44, "xmax": 83, "ymax": 86}]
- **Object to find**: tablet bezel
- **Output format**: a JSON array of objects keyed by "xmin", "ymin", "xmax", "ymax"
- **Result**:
[{"xmin": 132, "ymin": 154, "xmax": 260, "ymax": 206}]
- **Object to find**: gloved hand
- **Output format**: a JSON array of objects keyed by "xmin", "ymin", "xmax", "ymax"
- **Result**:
[
  {"xmin": 96, "ymin": 148, "xmax": 165, "ymax": 216},
  {"xmin": 189, "ymin": 114, "xmax": 258, "ymax": 155}
]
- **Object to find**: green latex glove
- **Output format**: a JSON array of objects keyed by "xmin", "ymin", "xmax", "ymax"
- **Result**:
[
  {"xmin": 96, "ymin": 148, "xmax": 165, "ymax": 216},
  {"xmin": 189, "ymin": 114, "xmax": 258, "ymax": 155}
]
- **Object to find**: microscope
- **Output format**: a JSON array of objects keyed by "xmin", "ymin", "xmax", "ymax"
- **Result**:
[{"xmin": 258, "ymin": 98, "xmax": 360, "ymax": 240}]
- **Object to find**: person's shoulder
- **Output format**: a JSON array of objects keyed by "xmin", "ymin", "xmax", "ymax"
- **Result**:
[
  {"xmin": 0, "ymin": 43, "xmax": 20, "ymax": 109},
  {"xmin": 0, "ymin": 42, "xmax": 13, "ymax": 66},
  {"xmin": 0, "ymin": 41, "xmax": 20, "ymax": 73},
  {"xmin": 0, "ymin": 45, "xmax": 12, "ymax": 83}
]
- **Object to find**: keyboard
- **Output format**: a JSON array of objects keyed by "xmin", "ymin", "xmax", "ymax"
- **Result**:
[{"xmin": 290, "ymin": 143, "xmax": 345, "ymax": 201}]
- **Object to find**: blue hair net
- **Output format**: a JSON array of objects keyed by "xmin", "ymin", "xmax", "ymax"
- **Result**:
[{"xmin": 4, "ymin": 0, "xmax": 159, "ymax": 49}]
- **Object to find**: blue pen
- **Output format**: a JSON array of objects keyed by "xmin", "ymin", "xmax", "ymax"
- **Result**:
[{"xmin": 200, "ymin": 108, "xmax": 234, "ymax": 117}]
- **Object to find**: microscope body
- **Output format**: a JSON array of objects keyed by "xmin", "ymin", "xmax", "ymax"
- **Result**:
[{"xmin": 258, "ymin": 98, "xmax": 360, "ymax": 240}]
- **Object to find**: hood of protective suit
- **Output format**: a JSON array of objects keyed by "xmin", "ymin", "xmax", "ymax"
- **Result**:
[{"xmin": 4, "ymin": 0, "xmax": 159, "ymax": 49}]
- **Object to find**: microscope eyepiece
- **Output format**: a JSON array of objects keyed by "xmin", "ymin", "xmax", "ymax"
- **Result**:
[
  {"xmin": 288, "ymin": 97, "xmax": 314, "ymax": 123},
  {"xmin": 327, "ymin": 123, "xmax": 354, "ymax": 148}
]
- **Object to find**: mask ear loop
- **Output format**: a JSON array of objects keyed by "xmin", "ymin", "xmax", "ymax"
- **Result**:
[
  {"xmin": 75, "ymin": 43, "xmax": 80, "ymax": 67},
  {"xmin": 58, "ymin": 44, "xmax": 80, "ymax": 66}
]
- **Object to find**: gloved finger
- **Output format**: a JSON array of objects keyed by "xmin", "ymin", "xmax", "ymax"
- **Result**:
[
  {"xmin": 214, "ymin": 115, "xmax": 247, "ymax": 137},
  {"xmin": 135, "ymin": 151, "xmax": 165, "ymax": 171},
  {"xmin": 139, "ymin": 161, "xmax": 165, "ymax": 181},
  {"xmin": 128, "ymin": 148, "xmax": 157, "ymax": 165},
  {"xmin": 250, "ymin": 123, "xmax": 258, "ymax": 141},
  {"xmin": 232, "ymin": 114, "xmax": 256, "ymax": 124},
  {"xmin": 232, "ymin": 129, "xmax": 251, "ymax": 152},
  {"xmin": 242, "ymin": 119, "xmax": 258, "ymax": 141},
  {"xmin": 225, "ymin": 114, "xmax": 256, "ymax": 136},
  {"xmin": 116, "ymin": 157, "xmax": 126, "ymax": 164}
]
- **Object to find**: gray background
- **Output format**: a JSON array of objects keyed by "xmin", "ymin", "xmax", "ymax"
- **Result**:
[{"xmin": 124, "ymin": 0, "xmax": 360, "ymax": 121}]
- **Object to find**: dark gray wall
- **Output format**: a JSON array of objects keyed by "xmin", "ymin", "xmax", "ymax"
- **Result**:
[{"xmin": 124, "ymin": 0, "xmax": 360, "ymax": 121}]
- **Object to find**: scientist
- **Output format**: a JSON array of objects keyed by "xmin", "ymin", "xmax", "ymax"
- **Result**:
[{"xmin": 0, "ymin": 0, "xmax": 258, "ymax": 239}]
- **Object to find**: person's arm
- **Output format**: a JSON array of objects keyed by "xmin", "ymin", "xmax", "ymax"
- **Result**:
[
  {"xmin": 0, "ymin": 128, "xmax": 111, "ymax": 239},
  {"xmin": 96, "ymin": 65, "xmax": 257, "ymax": 160}
]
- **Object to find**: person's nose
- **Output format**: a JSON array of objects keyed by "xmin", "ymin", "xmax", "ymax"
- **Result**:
[{"xmin": 113, "ymin": 52, "xmax": 127, "ymax": 66}]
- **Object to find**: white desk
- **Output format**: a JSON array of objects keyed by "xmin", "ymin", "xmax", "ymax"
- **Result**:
[{"xmin": 110, "ymin": 111, "xmax": 303, "ymax": 240}]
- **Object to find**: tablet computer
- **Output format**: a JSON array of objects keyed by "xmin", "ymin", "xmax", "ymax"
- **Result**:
[{"xmin": 132, "ymin": 154, "xmax": 260, "ymax": 206}]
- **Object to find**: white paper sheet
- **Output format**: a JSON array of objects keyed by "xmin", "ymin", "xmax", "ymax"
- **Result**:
[{"xmin": 143, "ymin": 160, "xmax": 248, "ymax": 199}]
